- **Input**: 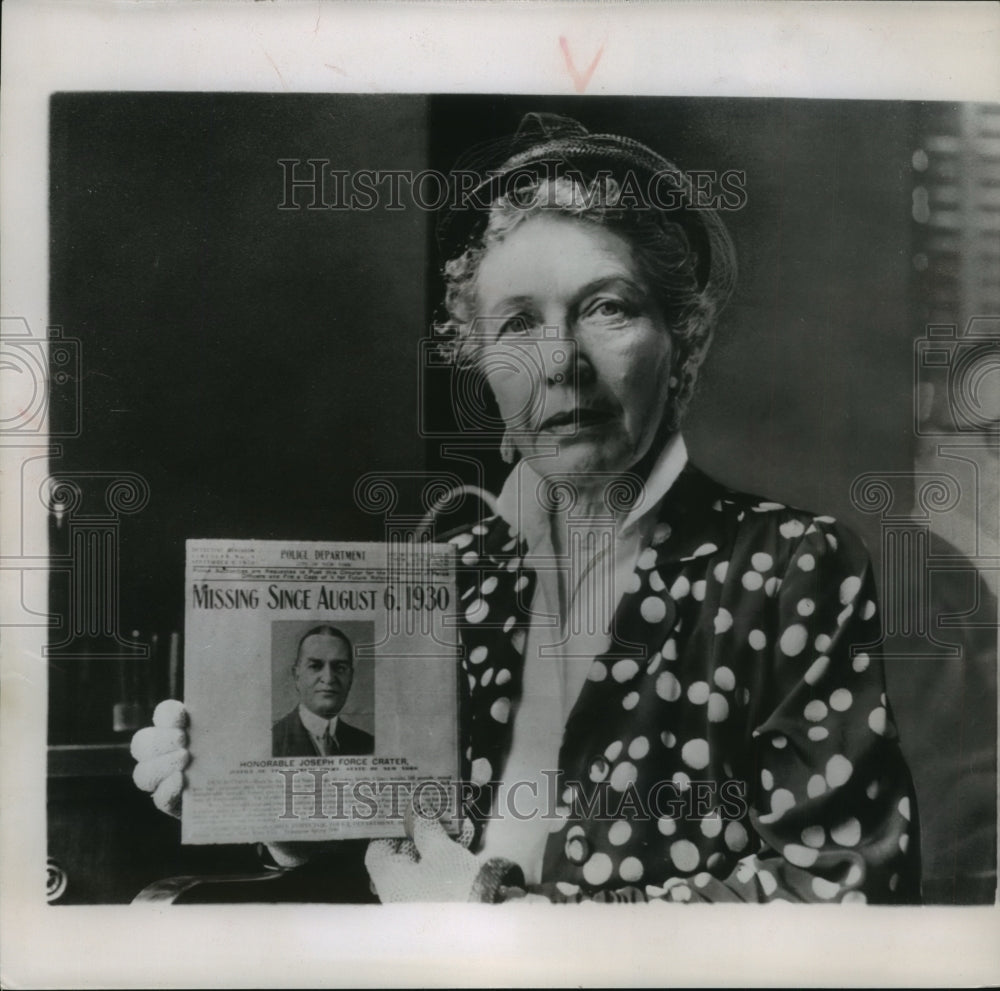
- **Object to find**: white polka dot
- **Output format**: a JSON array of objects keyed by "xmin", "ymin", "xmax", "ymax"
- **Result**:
[
  {"xmin": 514, "ymin": 575, "xmax": 529, "ymax": 592},
  {"xmin": 608, "ymin": 820, "xmax": 632, "ymax": 846},
  {"xmin": 807, "ymin": 774, "xmax": 827, "ymax": 798},
  {"xmin": 862, "ymin": 600, "xmax": 876, "ymax": 620},
  {"xmin": 826, "ymin": 755, "xmax": 853, "ymax": 788},
  {"xmin": 772, "ymin": 735, "xmax": 788, "ymax": 749},
  {"xmin": 641, "ymin": 596, "xmax": 667, "ymax": 623},
  {"xmin": 825, "ymin": 534, "xmax": 839, "ymax": 551},
  {"xmin": 797, "ymin": 598, "xmax": 815, "ymax": 617},
  {"xmin": 707, "ymin": 852, "xmax": 725, "ymax": 871},
  {"xmin": 694, "ymin": 871, "xmax": 712, "ymax": 888},
  {"xmin": 780, "ymin": 520, "xmax": 805, "ymax": 539},
  {"xmin": 670, "ymin": 884, "xmax": 693, "ymax": 902},
  {"xmin": 661, "ymin": 639, "xmax": 678, "ymax": 661},
  {"xmin": 656, "ymin": 671, "xmax": 682, "ymax": 702},
  {"xmin": 604, "ymin": 740, "xmax": 623, "ymax": 761},
  {"xmin": 714, "ymin": 609, "xmax": 733, "ymax": 634},
  {"xmin": 511, "ymin": 629, "xmax": 526, "ymax": 654},
  {"xmin": 505, "ymin": 557, "xmax": 521, "ymax": 572},
  {"xmin": 658, "ymin": 816, "xmax": 677, "ymax": 836},
  {"xmin": 889, "ymin": 873, "xmax": 899, "ymax": 891},
  {"xmin": 670, "ymin": 839, "xmax": 700, "ymax": 872},
  {"xmin": 481, "ymin": 668, "xmax": 494, "ymax": 687},
  {"xmin": 694, "ymin": 543, "xmax": 718, "ymax": 556},
  {"xmin": 866, "ymin": 780, "xmax": 879, "ymax": 800},
  {"xmin": 751, "ymin": 552, "xmax": 772, "ymax": 572},
  {"xmin": 784, "ymin": 843, "xmax": 819, "ymax": 868},
  {"xmin": 708, "ymin": 694, "xmax": 730, "ymax": 723},
  {"xmin": 868, "ymin": 707, "xmax": 887, "ymax": 735},
  {"xmin": 625, "ymin": 572, "xmax": 642, "ymax": 594},
  {"xmin": 802, "ymin": 825, "xmax": 825, "ymax": 848},
  {"xmin": 812, "ymin": 877, "xmax": 840, "ymax": 900},
  {"xmin": 713, "ymin": 561, "xmax": 729, "ymax": 583},
  {"xmin": 646, "ymin": 655, "xmax": 661, "ymax": 675},
  {"xmin": 582, "ymin": 852, "xmax": 613, "ymax": 886},
  {"xmin": 480, "ymin": 576, "xmax": 498, "ymax": 596},
  {"xmin": 503, "ymin": 615, "xmax": 516, "ymax": 632},
  {"xmin": 450, "ymin": 532, "xmax": 474, "ymax": 549},
  {"xmin": 798, "ymin": 554, "xmax": 815, "ymax": 572},
  {"xmin": 471, "ymin": 523, "xmax": 489, "ymax": 536},
  {"xmin": 815, "ymin": 634, "xmax": 832, "ymax": 652},
  {"xmin": 725, "ymin": 821, "xmax": 749, "ymax": 852},
  {"xmin": 758, "ymin": 870, "xmax": 778, "ymax": 896},
  {"xmin": 649, "ymin": 570, "xmax": 666, "ymax": 592},
  {"xmin": 845, "ymin": 864, "xmax": 863, "ymax": 887},
  {"xmin": 701, "ymin": 814, "xmax": 723, "ymax": 838},
  {"xmin": 610, "ymin": 761, "xmax": 638, "ymax": 792},
  {"xmin": 831, "ymin": 818, "xmax": 861, "ymax": 846},
  {"xmin": 612, "ymin": 659, "xmax": 639, "ymax": 683},
  {"xmin": 804, "ymin": 656, "xmax": 830, "ymax": 685},
  {"xmin": 681, "ymin": 739, "xmax": 710, "ymax": 770},
  {"xmin": 692, "ymin": 580, "xmax": 706, "ymax": 601},
  {"xmin": 808, "ymin": 727, "xmax": 829, "ymax": 741},
  {"xmin": 742, "ymin": 688, "xmax": 751, "ymax": 704},
  {"xmin": 495, "ymin": 668, "xmax": 512, "ymax": 687},
  {"xmin": 837, "ymin": 605, "xmax": 853, "ymax": 627},
  {"xmin": 898, "ymin": 797, "xmax": 911, "ymax": 821},
  {"xmin": 672, "ymin": 771, "xmax": 692, "ymax": 791},
  {"xmin": 588, "ymin": 661, "xmax": 608, "ymax": 682},
  {"xmin": 619, "ymin": 857, "xmax": 644, "ymax": 883},
  {"xmin": 852, "ymin": 652, "xmax": 870, "ymax": 673},
  {"xmin": 669, "ymin": 575, "xmax": 690, "ymax": 599},
  {"xmin": 661, "ymin": 731, "xmax": 676, "ymax": 748},
  {"xmin": 622, "ymin": 691, "xmax": 640, "ymax": 711},
  {"xmin": 899, "ymin": 833, "xmax": 909, "ymax": 854},
  {"xmin": 688, "ymin": 681, "xmax": 710, "ymax": 704},
  {"xmin": 713, "ymin": 666, "xmax": 736, "ymax": 691},
  {"xmin": 830, "ymin": 688, "xmax": 852, "ymax": 712},
  {"xmin": 465, "ymin": 599, "xmax": 489, "ymax": 624},
  {"xmin": 770, "ymin": 789, "xmax": 795, "ymax": 819},
  {"xmin": 748, "ymin": 629, "xmax": 767, "ymax": 650},
  {"xmin": 555, "ymin": 881, "xmax": 580, "ymax": 897},
  {"xmin": 471, "ymin": 757, "xmax": 492, "ymax": 784},
  {"xmin": 637, "ymin": 547, "xmax": 657, "ymax": 570},
  {"xmin": 842, "ymin": 890, "xmax": 867, "ymax": 904},
  {"xmin": 462, "ymin": 550, "xmax": 479, "ymax": 566},
  {"xmin": 780, "ymin": 624, "xmax": 808, "ymax": 656},
  {"xmin": 840, "ymin": 576, "xmax": 862, "ymax": 605},
  {"xmin": 467, "ymin": 674, "xmax": 476, "ymax": 692},
  {"xmin": 653, "ymin": 523, "xmax": 672, "ymax": 544},
  {"xmin": 490, "ymin": 698, "xmax": 510, "ymax": 723},
  {"xmin": 628, "ymin": 736, "xmax": 650, "ymax": 760},
  {"xmin": 765, "ymin": 577, "xmax": 782, "ymax": 597},
  {"xmin": 468, "ymin": 645, "xmax": 488, "ymax": 666},
  {"xmin": 804, "ymin": 699, "xmax": 828, "ymax": 722},
  {"xmin": 761, "ymin": 768, "xmax": 774, "ymax": 790},
  {"xmin": 742, "ymin": 571, "xmax": 764, "ymax": 591}
]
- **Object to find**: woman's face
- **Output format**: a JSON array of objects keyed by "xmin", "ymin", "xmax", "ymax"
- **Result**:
[{"xmin": 474, "ymin": 213, "xmax": 675, "ymax": 480}]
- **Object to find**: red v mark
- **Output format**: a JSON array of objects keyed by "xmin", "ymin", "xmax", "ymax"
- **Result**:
[{"xmin": 559, "ymin": 36, "xmax": 605, "ymax": 94}]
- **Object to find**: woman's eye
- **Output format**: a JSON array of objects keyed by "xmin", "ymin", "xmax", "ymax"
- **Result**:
[
  {"xmin": 498, "ymin": 314, "xmax": 531, "ymax": 337},
  {"xmin": 587, "ymin": 299, "xmax": 630, "ymax": 321}
]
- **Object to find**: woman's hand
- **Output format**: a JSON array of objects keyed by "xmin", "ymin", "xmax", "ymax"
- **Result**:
[
  {"xmin": 365, "ymin": 807, "xmax": 523, "ymax": 903},
  {"xmin": 129, "ymin": 699, "xmax": 189, "ymax": 818}
]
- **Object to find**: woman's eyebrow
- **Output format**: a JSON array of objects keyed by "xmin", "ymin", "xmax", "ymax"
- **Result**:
[{"xmin": 572, "ymin": 275, "xmax": 648, "ymax": 302}]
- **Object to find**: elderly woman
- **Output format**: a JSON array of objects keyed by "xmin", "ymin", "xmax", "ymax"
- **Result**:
[{"xmin": 133, "ymin": 114, "xmax": 920, "ymax": 904}]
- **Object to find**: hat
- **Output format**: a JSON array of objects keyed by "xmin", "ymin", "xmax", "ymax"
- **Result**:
[{"xmin": 435, "ymin": 112, "xmax": 733, "ymax": 298}]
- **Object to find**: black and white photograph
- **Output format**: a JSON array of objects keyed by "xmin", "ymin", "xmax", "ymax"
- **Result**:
[{"xmin": 2, "ymin": 1, "xmax": 998, "ymax": 987}]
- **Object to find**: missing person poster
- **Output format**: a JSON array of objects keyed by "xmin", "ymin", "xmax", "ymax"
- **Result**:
[{"xmin": 182, "ymin": 539, "xmax": 461, "ymax": 844}]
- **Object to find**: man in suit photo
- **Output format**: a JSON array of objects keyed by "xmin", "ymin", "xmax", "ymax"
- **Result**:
[{"xmin": 272, "ymin": 624, "xmax": 375, "ymax": 757}]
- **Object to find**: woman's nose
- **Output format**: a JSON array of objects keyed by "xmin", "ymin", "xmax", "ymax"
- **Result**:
[{"xmin": 540, "ymin": 326, "xmax": 595, "ymax": 387}]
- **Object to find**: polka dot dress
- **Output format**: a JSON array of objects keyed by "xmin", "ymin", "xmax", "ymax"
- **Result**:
[{"xmin": 451, "ymin": 465, "xmax": 920, "ymax": 904}]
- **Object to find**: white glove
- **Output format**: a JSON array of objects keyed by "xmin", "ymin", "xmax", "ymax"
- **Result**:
[
  {"xmin": 365, "ymin": 807, "xmax": 523, "ymax": 903},
  {"xmin": 130, "ymin": 699, "xmax": 189, "ymax": 818}
]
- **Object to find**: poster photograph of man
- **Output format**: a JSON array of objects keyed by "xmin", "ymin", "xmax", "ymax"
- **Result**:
[{"xmin": 271, "ymin": 622, "xmax": 375, "ymax": 758}]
